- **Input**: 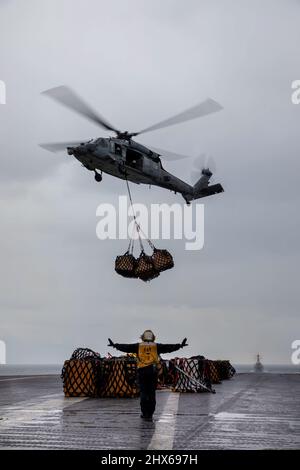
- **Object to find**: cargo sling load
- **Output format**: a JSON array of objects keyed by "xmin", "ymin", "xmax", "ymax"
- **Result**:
[{"xmin": 115, "ymin": 179, "xmax": 174, "ymax": 282}]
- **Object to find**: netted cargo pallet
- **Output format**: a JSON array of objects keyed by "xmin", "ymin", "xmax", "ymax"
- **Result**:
[
  {"xmin": 71, "ymin": 347, "xmax": 101, "ymax": 361},
  {"xmin": 115, "ymin": 252, "xmax": 137, "ymax": 278},
  {"xmin": 207, "ymin": 360, "xmax": 221, "ymax": 384},
  {"xmin": 62, "ymin": 359, "xmax": 102, "ymax": 397},
  {"xmin": 151, "ymin": 249, "xmax": 174, "ymax": 272},
  {"xmin": 199, "ymin": 358, "xmax": 214, "ymax": 390},
  {"xmin": 170, "ymin": 358, "xmax": 214, "ymax": 393},
  {"xmin": 156, "ymin": 360, "xmax": 169, "ymax": 389},
  {"xmin": 99, "ymin": 358, "xmax": 139, "ymax": 398},
  {"xmin": 62, "ymin": 347, "xmax": 235, "ymax": 398},
  {"xmin": 214, "ymin": 360, "xmax": 236, "ymax": 380},
  {"xmin": 135, "ymin": 251, "xmax": 160, "ymax": 282}
]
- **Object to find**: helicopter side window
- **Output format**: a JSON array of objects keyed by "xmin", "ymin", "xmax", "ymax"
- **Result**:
[
  {"xmin": 126, "ymin": 148, "xmax": 143, "ymax": 170},
  {"xmin": 115, "ymin": 144, "xmax": 122, "ymax": 155}
]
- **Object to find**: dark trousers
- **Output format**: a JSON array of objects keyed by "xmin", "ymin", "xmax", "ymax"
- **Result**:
[{"xmin": 138, "ymin": 365, "xmax": 158, "ymax": 417}]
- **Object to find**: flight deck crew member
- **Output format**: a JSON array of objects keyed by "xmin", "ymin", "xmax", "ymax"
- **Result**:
[{"xmin": 108, "ymin": 330, "xmax": 188, "ymax": 421}]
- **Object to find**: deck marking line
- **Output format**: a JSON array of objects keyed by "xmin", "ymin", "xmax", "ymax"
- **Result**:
[
  {"xmin": 0, "ymin": 393, "xmax": 89, "ymax": 427},
  {"xmin": 148, "ymin": 392, "xmax": 180, "ymax": 450}
]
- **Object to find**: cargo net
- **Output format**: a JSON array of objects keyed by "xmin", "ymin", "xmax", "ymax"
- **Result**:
[
  {"xmin": 156, "ymin": 360, "xmax": 169, "ymax": 389},
  {"xmin": 170, "ymin": 358, "xmax": 215, "ymax": 393},
  {"xmin": 71, "ymin": 347, "xmax": 101, "ymax": 361},
  {"xmin": 99, "ymin": 357, "xmax": 139, "ymax": 398},
  {"xmin": 115, "ymin": 179, "xmax": 174, "ymax": 282},
  {"xmin": 61, "ymin": 359, "xmax": 102, "ymax": 397},
  {"xmin": 206, "ymin": 360, "xmax": 222, "ymax": 384},
  {"xmin": 61, "ymin": 348, "xmax": 103, "ymax": 397},
  {"xmin": 214, "ymin": 360, "xmax": 236, "ymax": 380}
]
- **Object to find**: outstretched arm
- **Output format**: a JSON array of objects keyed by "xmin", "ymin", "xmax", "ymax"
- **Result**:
[
  {"xmin": 157, "ymin": 338, "xmax": 188, "ymax": 355},
  {"xmin": 107, "ymin": 339, "xmax": 139, "ymax": 354}
]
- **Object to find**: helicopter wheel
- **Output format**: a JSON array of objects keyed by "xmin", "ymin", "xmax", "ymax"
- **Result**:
[{"xmin": 94, "ymin": 171, "xmax": 102, "ymax": 182}]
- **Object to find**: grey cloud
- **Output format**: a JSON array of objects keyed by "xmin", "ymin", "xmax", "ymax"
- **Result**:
[{"xmin": 0, "ymin": 0, "xmax": 299, "ymax": 365}]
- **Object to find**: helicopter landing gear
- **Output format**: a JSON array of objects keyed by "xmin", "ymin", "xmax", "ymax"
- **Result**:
[
  {"xmin": 183, "ymin": 195, "xmax": 191, "ymax": 205},
  {"xmin": 94, "ymin": 170, "xmax": 102, "ymax": 182}
]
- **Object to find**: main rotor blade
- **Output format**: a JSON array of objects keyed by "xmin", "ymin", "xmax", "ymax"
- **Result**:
[
  {"xmin": 148, "ymin": 146, "xmax": 192, "ymax": 161},
  {"xmin": 135, "ymin": 98, "xmax": 223, "ymax": 136},
  {"xmin": 39, "ymin": 140, "xmax": 86, "ymax": 153},
  {"xmin": 42, "ymin": 86, "xmax": 120, "ymax": 133}
]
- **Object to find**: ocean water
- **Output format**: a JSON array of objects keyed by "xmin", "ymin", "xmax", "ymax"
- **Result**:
[
  {"xmin": 0, "ymin": 364, "xmax": 62, "ymax": 376},
  {"xmin": 234, "ymin": 364, "xmax": 299, "ymax": 374},
  {"xmin": 0, "ymin": 363, "xmax": 299, "ymax": 376}
]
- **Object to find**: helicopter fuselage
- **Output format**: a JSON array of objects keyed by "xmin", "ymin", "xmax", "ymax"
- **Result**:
[
  {"xmin": 67, "ymin": 137, "xmax": 211, "ymax": 202},
  {"xmin": 41, "ymin": 86, "xmax": 225, "ymax": 203}
]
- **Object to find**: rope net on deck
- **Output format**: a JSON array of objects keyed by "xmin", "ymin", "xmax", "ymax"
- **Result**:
[
  {"xmin": 99, "ymin": 357, "xmax": 139, "ymax": 398},
  {"xmin": 170, "ymin": 358, "xmax": 215, "ymax": 393},
  {"xmin": 61, "ymin": 348, "xmax": 236, "ymax": 397}
]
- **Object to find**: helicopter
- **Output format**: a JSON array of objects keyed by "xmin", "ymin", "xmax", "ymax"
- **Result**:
[{"xmin": 40, "ymin": 86, "xmax": 224, "ymax": 204}]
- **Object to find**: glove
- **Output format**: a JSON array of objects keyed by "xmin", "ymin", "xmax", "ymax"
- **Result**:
[
  {"xmin": 181, "ymin": 338, "xmax": 188, "ymax": 347},
  {"xmin": 107, "ymin": 338, "xmax": 115, "ymax": 347}
]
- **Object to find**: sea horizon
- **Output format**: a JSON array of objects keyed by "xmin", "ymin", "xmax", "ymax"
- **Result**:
[{"xmin": 0, "ymin": 363, "xmax": 299, "ymax": 376}]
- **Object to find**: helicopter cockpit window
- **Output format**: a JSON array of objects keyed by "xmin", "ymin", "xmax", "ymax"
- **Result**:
[{"xmin": 95, "ymin": 138, "xmax": 107, "ymax": 147}]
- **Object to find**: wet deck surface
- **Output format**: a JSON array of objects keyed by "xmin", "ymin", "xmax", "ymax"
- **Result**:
[{"xmin": 0, "ymin": 373, "xmax": 299, "ymax": 450}]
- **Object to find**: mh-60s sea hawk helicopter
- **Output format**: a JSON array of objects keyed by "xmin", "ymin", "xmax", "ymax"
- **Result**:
[{"xmin": 40, "ymin": 86, "xmax": 224, "ymax": 204}]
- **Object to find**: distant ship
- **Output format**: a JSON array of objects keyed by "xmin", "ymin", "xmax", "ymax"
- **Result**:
[{"xmin": 254, "ymin": 354, "xmax": 264, "ymax": 373}]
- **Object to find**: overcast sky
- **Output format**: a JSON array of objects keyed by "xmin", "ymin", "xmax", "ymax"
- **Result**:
[{"xmin": 0, "ymin": 0, "xmax": 299, "ymax": 364}]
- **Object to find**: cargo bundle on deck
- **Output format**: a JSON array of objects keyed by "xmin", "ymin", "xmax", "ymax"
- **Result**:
[{"xmin": 61, "ymin": 348, "xmax": 236, "ymax": 398}]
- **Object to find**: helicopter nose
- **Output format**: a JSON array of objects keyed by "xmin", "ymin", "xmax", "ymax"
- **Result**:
[
  {"xmin": 67, "ymin": 142, "xmax": 96, "ymax": 157},
  {"xmin": 86, "ymin": 143, "xmax": 97, "ymax": 152},
  {"xmin": 72, "ymin": 143, "xmax": 88, "ymax": 156}
]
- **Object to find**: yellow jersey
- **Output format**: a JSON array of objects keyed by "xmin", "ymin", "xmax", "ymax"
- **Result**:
[{"xmin": 137, "ymin": 342, "xmax": 159, "ymax": 368}]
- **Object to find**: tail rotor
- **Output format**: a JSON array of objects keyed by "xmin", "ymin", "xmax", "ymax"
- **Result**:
[{"xmin": 191, "ymin": 153, "xmax": 217, "ymax": 183}]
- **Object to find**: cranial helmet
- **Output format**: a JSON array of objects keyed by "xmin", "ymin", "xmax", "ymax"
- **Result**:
[{"xmin": 141, "ymin": 330, "xmax": 156, "ymax": 342}]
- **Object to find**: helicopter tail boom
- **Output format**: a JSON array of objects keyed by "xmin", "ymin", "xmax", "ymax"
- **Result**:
[
  {"xmin": 185, "ymin": 166, "xmax": 224, "ymax": 201},
  {"xmin": 184, "ymin": 180, "xmax": 224, "ymax": 202},
  {"xmin": 192, "ymin": 183, "xmax": 224, "ymax": 200}
]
